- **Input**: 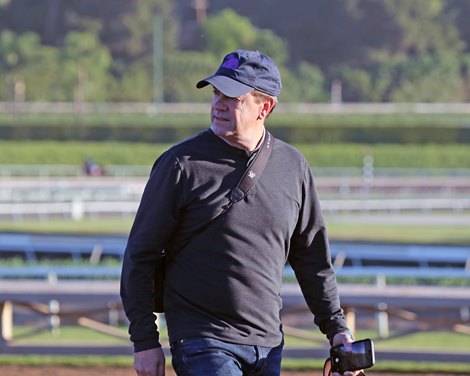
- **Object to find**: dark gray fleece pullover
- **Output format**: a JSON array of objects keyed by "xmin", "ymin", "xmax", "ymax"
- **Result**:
[{"xmin": 121, "ymin": 129, "xmax": 348, "ymax": 352}]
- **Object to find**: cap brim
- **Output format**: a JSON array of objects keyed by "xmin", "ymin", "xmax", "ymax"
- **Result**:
[{"xmin": 196, "ymin": 75, "xmax": 253, "ymax": 98}]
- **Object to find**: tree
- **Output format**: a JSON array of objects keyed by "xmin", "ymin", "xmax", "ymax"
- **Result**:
[
  {"xmin": 0, "ymin": 29, "xmax": 115, "ymax": 101},
  {"xmin": 3, "ymin": 0, "xmax": 470, "ymax": 103},
  {"xmin": 60, "ymin": 31, "xmax": 113, "ymax": 101},
  {"xmin": 200, "ymin": 8, "xmax": 288, "ymax": 65},
  {"xmin": 338, "ymin": 53, "xmax": 469, "ymax": 103},
  {"xmin": 281, "ymin": 62, "xmax": 328, "ymax": 103},
  {"xmin": 0, "ymin": 31, "xmax": 60, "ymax": 101},
  {"xmin": 381, "ymin": 0, "xmax": 464, "ymax": 57},
  {"xmin": 446, "ymin": 0, "xmax": 470, "ymax": 52},
  {"xmin": 388, "ymin": 54, "xmax": 465, "ymax": 102},
  {"xmin": 117, "ymin": 0, "xmax": 177, "ymax": 61},
  {"xmin": 163, "ymin": 51, "xmax": 219, "ymax": 102},
  {"xmin": 0, "ymin": 0, "xmax": 176, "ymax": 75},
  {"xmin": 195, "ymin": 0, "xmax": 374, "ymax": 71}
]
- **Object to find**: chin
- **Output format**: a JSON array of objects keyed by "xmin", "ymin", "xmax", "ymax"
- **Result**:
[{"xmin": 211, "ymin": 125, "xmax": 234, "ymax": 137}]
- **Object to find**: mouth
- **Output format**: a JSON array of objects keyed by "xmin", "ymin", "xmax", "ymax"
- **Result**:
[{"xmin": 213, "ymin": 113, "xmax": 229, "ymax": 122}]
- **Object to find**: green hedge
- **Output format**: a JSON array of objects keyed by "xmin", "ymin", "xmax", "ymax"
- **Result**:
[
  {"xmin": 2, "ymin": 112, "xmax": 470, "ymax": 144},
  {"xmin": 272, "ymin": 125, "xmax": 470, "ymax": 144},
  {"xmin": 2, "ymin": 123, "xmax": 470, "ymax": 144}
]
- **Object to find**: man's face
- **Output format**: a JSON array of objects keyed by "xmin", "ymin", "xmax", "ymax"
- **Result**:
[{"xmin": 210, "ymin": 87, "xmax": 263, "ymax": 137}]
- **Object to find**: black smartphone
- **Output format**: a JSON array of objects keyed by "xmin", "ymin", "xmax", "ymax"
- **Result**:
[{"xmin": 330, "ymin": 338, "xmax": 375, "ymax": 373}]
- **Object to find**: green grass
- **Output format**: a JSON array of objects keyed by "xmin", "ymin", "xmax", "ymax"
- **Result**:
[
  {"xmin": 0, "ymin": 140, "xmax": 171, "ymax": 166},
  {"xmin": 10, "ymin": 326, "xmax": 470, "ymax": 353},
  {"xmin": 12, "ymin": 325, "xmax": 129, "ymax": 346},
  {"xmin": 2, "ymin": 141, "xmax": 470, "ymax": 169},
  {"xmin": 1, "ymin": 216, "xmax": 470, "ymax": 246},
  {"xmin": 325, "ymin": 220, "xmax": 470, "ymax": 245},
  {"xmin": 283, "ymin": 329, "xmax": 470, "ymax": 351},
  {"xmin": 0, "ymin": 218, "xmax": 133, "ymax": 235},
  {"xmin": 373, "ymin": 330, "xmax": 470, "ymax": 351},
  {"xmin": 285, "ymin": 329, "xmax": 470, "ymax": 373},
  {"xmin": 282, "ymin": 358, "xmax": 470, "ymax": 374},
  {"xmin": 2, "ymin": 328, "xmax": 469, "ymax": 373},
  {"xmin": 1, "ymin": 354, "xmax": 468, "ymax": 374}
]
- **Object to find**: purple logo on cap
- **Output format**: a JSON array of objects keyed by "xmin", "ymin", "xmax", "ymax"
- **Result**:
[{"xmin": 221, "ymin": 54, "xmax": 239, "ymax": 69}]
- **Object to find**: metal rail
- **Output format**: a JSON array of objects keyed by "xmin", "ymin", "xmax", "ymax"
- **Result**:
[
  {"xmin": 1, "ymin": 265, "xmax": 469, "ymax": 281},
  {"xmin": 1, "ymin": 234, "xmax": 469, "ymax": 282},
  {"xmin": 1, "ymin": 280, "xmax": 469, "ymax": 361}
]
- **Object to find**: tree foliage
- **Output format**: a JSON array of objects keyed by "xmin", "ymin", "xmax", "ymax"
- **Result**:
[
  {"xmin": 200, "ymin": 9, "xmax": 288, "ymax": 66},
  {"xmin": 382, "ymin": 0, "xmax": 464, "ymax": 56},
  {"xmin": 0, "ymin": 30, "xmax": 113, "ymax": 101},
  {"xmin": 0, "ymin": 31, "xmax": 59, "ymax": 100},
  {"xmin": 2, "ymin": 0, "xmax": 470, "ymax": 103}
]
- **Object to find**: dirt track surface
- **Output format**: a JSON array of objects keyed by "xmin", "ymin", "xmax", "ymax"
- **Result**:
[{"xmin": 0, "ymin": 366, "xmax": 464, "ymax": 376}]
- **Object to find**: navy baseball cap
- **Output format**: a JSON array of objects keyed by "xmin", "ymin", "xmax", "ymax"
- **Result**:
[{"xmin": 196, "ymin": 50, "xmax": 282, "ymax": 97}]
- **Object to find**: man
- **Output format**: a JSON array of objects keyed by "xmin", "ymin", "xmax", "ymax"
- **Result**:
[{"xmin": 121, "ymin": 49, "xmax": 358, "ymax": 376}]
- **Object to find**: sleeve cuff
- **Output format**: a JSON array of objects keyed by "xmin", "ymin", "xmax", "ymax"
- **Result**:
[{"xmin": 134, "ymin": 339, "xmax": 162, "ymax": 353}]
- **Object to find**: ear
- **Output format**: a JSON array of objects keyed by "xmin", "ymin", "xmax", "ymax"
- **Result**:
[{"xmin": 258, "ymin": 97, "xmax": 275, "ymax": 120}]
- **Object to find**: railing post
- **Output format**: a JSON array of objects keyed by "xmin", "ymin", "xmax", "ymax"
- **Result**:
[
  {"xmin": 376, "ymin": 273, "xmax": 387, "ymax": 288},
  {"xmin": 71, "ymin": 199, "xmax": 84, "ymax": 221},
  {"xmin": 460, "ymin": 306, "xmax": 470, "ymax": 322},
  {"xmin": 49, "ymin": 299, "xmax": 60, "ymax": 335},
  {"xmin": 108, "ymin": 301, "xmax": 120, "ymax": 326},
  {"xmin": 0, "ymin": 300, "xmax": 13, "ymax": 343},
  {"xmin": 376, "ymin": 302, "xmax": 389, "ymax": 339},
  {"xmin": 345, "ymin": 307, "xmax": 356, "ymax": 337}
]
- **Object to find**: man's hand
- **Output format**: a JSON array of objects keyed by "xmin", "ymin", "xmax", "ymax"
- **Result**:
[
  {"xmin": 331, "ymin": 332, "xmax": 365, "ymax": 376},
  {"xmin": 134, "ymin": 347, "xmax": 165, "ymax": 376}
]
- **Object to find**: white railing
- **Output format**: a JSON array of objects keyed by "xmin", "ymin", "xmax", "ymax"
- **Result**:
[
  {"xmin": 4, "ymin": 101, "xmax": 470, "ymax": 114},
  {"xmin": 2, "ymin": 164, "xmax": 470, "ymax": 178},
  {"xmin": 0, "ymin": 200, "xmax": 139, "ymax": 221},
  {"xmin": 321, "ymin": 197, "xmax": 470, "ymax": 213},
  {"xmin": 1, "ymin": 198, "xmax": 469, "ymax": 221}
]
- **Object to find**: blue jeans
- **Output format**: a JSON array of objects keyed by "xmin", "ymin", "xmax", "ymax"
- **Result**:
[{"xmin": 170, "ymin": 337, "xmax": 284, "ymax": 376}]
